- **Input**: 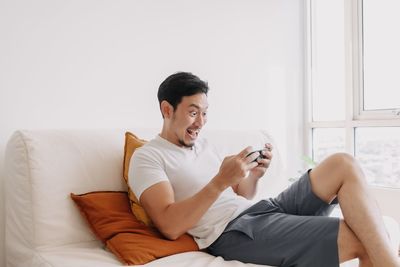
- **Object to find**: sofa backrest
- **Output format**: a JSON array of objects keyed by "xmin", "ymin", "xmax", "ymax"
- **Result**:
[{"xmin": 5, "ymin": 129, "xmax": 286, "ymax": 251}]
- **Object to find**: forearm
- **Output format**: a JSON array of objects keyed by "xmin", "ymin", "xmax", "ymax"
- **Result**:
[
  {"xmin": 155, "ymin": 177, "xmax": 225, "ymax": 240},
  {"xmin": 236, "ymin": 174, "xmax": 260, "ymax": 200}
]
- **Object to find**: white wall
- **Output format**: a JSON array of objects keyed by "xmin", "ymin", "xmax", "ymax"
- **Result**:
[{"xmin": 0, "ymin": 0, "xmax": 304, "ymax": 265}]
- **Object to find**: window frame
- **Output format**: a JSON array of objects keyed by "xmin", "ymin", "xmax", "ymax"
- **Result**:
[
  {"xmin": 304, "ymin": 0, "xmax": 400, "ymax": 185},
  {"xmin": 353, "ymin": 0, "xmax": 400, "ymax": 121}
]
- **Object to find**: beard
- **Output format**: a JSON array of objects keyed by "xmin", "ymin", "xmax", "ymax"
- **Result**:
[{"xmin": 178, "ymin": 138, "xmax": 195, "ymax": 148}]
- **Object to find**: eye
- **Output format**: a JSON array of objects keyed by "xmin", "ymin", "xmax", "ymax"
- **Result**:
[{"xmin": 189, "ymin": 111, "xmax": 197, "ymax": 117}]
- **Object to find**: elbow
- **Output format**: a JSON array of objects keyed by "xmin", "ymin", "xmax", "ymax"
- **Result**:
[
  {"xmin": 163, "ymin": 232, "xmax": 180, "ymax": 241},
  {"xmin": 157, "ymin": 223, "xmax": 184, "ymax": 240},
  {"xmin": 161, "ymin": 229, "xmax": 182, "ymax": 241}
]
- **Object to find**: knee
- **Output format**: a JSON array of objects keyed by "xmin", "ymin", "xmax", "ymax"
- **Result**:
[
  {"xmin": 326, "ymin": 153, "xmax": 364, "ymax": 181},
  {"xmin": 327, "ymin": 152, "xmax": 356, "ymax": 166}
]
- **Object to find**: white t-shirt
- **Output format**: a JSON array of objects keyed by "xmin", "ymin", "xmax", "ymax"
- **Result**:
[{"xmin": 129, "ymin": 135, "xmax": 253, "ymax": 249}]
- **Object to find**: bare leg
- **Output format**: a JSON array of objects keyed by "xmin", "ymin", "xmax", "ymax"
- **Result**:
[
  {"xmin": 309, "ymin": 153, "xmax": 399, "ymax": 267},
  {"xmin": 338, "ymin": 220, "xmax": 372, "ymax": 266}
]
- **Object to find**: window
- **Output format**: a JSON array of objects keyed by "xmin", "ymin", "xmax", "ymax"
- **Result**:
[
  {"xmin": 355, "ymin": 127, "xmax": 400, "ymax": 187},
  {"xmin": 362, "ymin": 0, "xmax": 400, "ymax": 113},
  {"xmin": 306, "ymin": 0, "xmax": 400, "ymax": 188}
]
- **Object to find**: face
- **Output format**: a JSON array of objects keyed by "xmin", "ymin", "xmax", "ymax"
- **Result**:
[{"xmin": 162, "ymin": 93, "xmax": 208, "ymax": 148}]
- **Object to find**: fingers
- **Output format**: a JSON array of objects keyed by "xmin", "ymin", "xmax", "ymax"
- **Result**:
[
  {"xmin": 234, "ymin": 147, "xmax": 260, "ymax": 170},
  {"xmin": 237, "ymin": 145, "xmax": 273, "ymax": 168},
  {"xmin": 256, "ymin": 146, "xmax": 273, "ymax": 168},
  {"xmin": 238, "ymin": 146, "xmax": 254, "ymax": 158},
  {"xmin": 238, "ymin": 146, "xmax": 273, "ymax": 165},
  {"xmin": 255, "ymin": 157, "xmax": 271, "ymax": 168},
  {"xmin": 244, "ymin": 150, "xmax": 262, "ymax": 165},
  {"xmin": 250, "ymin": 161, "xmax": 260, "ymax": 170},
  {"xmin": 238, "ymin": 143, "xmax": 273, "ymax": 156},
  {"xmin": 265, "ymin": 143, "xmax": 273, "ymax": 152},
  {"xmin": 259, "ymin": 143, "xmax": 273, "ymax": 160},
  {"xmin": 260, "ymin": 149, "xmax": 273, "ymax": 160}
]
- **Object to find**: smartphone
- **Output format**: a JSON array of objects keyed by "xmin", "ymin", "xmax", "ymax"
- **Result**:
[{"xmin": 246, "ymin": 149, "xmax": 266, "ymax": 163}]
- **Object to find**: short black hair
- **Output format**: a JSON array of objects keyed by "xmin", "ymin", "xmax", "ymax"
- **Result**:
[{"xmin": 157, "ymin": 72, "xmax": 209, "ymax": 115}]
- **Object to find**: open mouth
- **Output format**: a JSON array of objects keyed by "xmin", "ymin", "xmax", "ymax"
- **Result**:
[{"xmin": 186, "ymin": 128, "xmax": 200, "ymax": 139}]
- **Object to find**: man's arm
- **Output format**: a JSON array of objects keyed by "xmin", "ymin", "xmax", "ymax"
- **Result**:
[
  {"xmin": 139, "ymin": 147, "xmax": 259, "ymax": 240},
  {"xmin": 140, "ymin": 177, "xmax": 224, "ymax": 240},
  {"xmin": 232, "ymin": 174, "xmax": 261, "ymax": 200}
]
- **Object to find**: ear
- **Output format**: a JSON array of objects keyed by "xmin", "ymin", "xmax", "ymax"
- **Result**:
[{"xmin": 160, "ymin": 100, "xmax": 174, "ymax": 119}]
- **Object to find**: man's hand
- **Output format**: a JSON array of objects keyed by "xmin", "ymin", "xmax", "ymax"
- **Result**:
[
  {"xmin": 212, "ymin": 146, "xmax": 260, "ymax": 191},
  {"xmin": 248, "ymin": 143, "xmax": 273, "ymax": 180},
  {"xmin": 232, "ymin": 143, "xmax": 273, "ymax": 199}
]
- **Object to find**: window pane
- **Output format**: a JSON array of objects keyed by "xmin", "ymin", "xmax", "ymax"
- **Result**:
[
  {"xmin": 355, "ymin": 127, "xmax": 400, "ymax": 188},
  {"xmin": 312, "ymin": 128, "xmax": 346, "ymax": 163},
  {"xmin": 363, "ymin": 0, "xmax": 400, "ymax": 111},
  {"xmin": 311, "ymin": 0, "xmax": 346, "ymax": 121}
]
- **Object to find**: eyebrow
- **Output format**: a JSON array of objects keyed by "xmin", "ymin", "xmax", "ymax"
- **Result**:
[{"xmin": 188, "ymin": 104, "xmax": 208, "ymax": 110}]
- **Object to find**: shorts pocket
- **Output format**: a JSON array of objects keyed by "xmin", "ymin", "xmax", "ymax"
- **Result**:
[{"xmin": 224, "ymin": 220, "xmax": 255, "ymax": 240}]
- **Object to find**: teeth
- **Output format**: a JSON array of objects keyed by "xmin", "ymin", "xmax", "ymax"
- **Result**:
[{"xmin": 187, "ymin": 129, "xmax": 199, "ymax": 136}]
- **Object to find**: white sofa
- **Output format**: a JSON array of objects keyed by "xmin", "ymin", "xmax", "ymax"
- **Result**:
[{"xmin": 4, "ymin": 129, "xmax": 399, "ymax": 267}]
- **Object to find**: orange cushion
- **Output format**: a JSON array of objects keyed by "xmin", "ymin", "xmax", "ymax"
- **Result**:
[
  {"xmin": 71, "ymin": 191, "xmax": 141, "ymax": 242},
  {"xmin": 107, "ymin": 232, "xmax": 198, "ymax": 265},
  {"xmin": 122, "ymin": 131, "xmax": 152, "ymax": 226},
  {"xmin": 71, "ymin": 191, "xmax": 199, "ymax": 265}
]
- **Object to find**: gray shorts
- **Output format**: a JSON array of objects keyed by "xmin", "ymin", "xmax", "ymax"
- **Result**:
[{"xmin": 208, "ymin": 170, "xmax": 340, "ymax": 267}]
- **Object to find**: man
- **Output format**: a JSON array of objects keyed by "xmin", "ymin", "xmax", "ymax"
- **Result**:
[{"xmin": 130, "ymin": 72, "xmax": 399, "ymax": 267}]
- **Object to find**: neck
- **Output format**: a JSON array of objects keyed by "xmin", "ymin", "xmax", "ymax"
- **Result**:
[
  {"xmin": 159, "ymin": 124, "xmax": 179, "ymax": 147},
  {"xmin": 159, "ymin": 124, "xmax": 170, "ymax": 141}
]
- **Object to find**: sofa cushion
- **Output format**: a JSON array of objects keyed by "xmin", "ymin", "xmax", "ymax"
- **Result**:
[
  {"xmin": 122, "ymin": 131, "xmax": 153, "ymax": 226},
  {"xmin": 5, "ymin": 130, "xmax": 130, "ymax": 249},
  {"xmin": 71, "ymin": 191, "xmax": 198, "ymax": 265}
]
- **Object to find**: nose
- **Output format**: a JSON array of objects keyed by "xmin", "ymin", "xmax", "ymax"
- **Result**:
[{"xmin": 195, "ymin": 113, "xmax": 206, "ymax": 127}]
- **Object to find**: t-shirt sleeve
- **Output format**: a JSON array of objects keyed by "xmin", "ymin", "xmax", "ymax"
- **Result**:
[{"xmin": 128, "ymin": 147, "xmax": 169, "ymax": 202}]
